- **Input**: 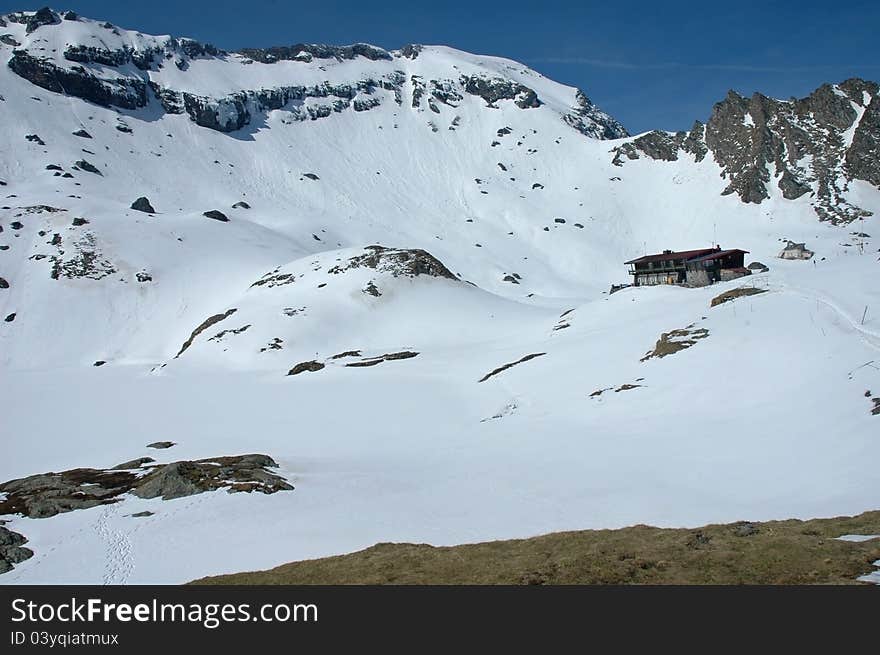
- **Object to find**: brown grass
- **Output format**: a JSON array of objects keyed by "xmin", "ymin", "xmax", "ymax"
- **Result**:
[
  {"xmin": 710, "ymin": 287, "xmax": 767, "ymax": 307},
  {"xmin": 190, "ymin": 511, "xmax": 880, "ymax": 585}
]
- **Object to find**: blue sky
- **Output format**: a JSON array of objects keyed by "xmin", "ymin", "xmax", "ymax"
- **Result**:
[{"xmin": 3, "ymin": 1, "xmax": 879, "ymax": 133}]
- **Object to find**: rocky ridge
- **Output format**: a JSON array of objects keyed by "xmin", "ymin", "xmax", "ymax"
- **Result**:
[
  {"xmin": 611, "ymin": 80, "xmax": 880, "ymax": 224},
  {"xmin": 1, "ymin": 9, "xmax": 626, "ymax": 139}
]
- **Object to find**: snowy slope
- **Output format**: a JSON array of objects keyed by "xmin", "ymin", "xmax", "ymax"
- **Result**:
[{"xmin": 1, "ymin": 9, "xmax": 879, "ymax": 584}]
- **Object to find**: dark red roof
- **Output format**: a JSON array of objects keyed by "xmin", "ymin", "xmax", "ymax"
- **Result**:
[
  {"xmin": 625, "ymin": 247, "xmax": 719, "ymax": 265},
  {"xmin": 688, "ymin": 249, "xmax": 749, "ymax": 263}
]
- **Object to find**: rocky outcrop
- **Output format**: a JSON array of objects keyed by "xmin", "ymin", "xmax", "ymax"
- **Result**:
[
  {"xmin": 203, "ymin": 210, "xmax": 229, "ymax": 222},
  {"xmin": 288, "ymin": 361, "xmax": 325, "ymax": 375},
  {"xmin": 399, "ymin": 44, "xmax": 423, "ymax": 60},
  {"xmin": 845, "ymin": 93, "xmax": 880, "ymax": 187},
  {"xmin": 0, "ymin": 525, "xmax": 33, "ymax": 574},
  {"xmin": 175, "ymin": 308, "xmax": 237, "ymax": 357},
  {"xmin": 612, "ymin": 121, "xmax": 708, "ymax": 166},
  {"xmin": 460, "ymin": 75, "xmax": 541, "ymax": 109},
  {"xmin": 564, "ymin": 90, "xmax": 629, "ymax": 140},
  {"xmin": 237, "ymin": 43, "xmax": 392, "ymax": 64},
  {"xmin": 49, "ymin": 232, "xmax": 116, "ymax": 280},
  {"xmin": 24, "ymin": 7, "xmax": 60, "ymax": 34},
  {"xmin": 0, "ymin": 454, "xmax": 292, "ymax": 519},
  {"xmin": 611, "ymin": 79, "xmax": 880, "ymax": 224},
  {"xmin": 8, "ymin": 51, "xmax": 148, "ymax": 109},
  {"xmin": 328, "ymin": 245, "xmax": 457, "ymax": 280},
  {"xmin": 131, "ymin": 196, "xmax": 155, "ymax": 213}
]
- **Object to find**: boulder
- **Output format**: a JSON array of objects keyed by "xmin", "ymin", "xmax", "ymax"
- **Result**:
[
  {"xmin": 130, "ymin": 197, "xmax": 155, "ymax": 213},
  {"xmin": 203, "ymin": 210, "xmax": 229, "ymax": 222}
]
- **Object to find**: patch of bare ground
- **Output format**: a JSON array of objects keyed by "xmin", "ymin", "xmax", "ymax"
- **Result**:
[
  {"xmin": 641, "ymin": 325, "xmax": 708, "ymax": 362},
  {"xmin": 710, "ymin": 287, "xmax": 767, "ymax": 307},
  {"xmin": 190, "ymin": 512, "xmax": 880, "ymax": 585},
  {"xmin": 479, "ymin": 353, "xmax": 545, "ymax": 382}
]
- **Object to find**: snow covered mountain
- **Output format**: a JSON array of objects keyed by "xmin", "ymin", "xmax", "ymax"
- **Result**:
[{"xmin": 1, "ymin": 8, "xmax": 879, "ymax": 584}]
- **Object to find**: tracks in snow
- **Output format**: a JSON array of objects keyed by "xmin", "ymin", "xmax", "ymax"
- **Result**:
[{"xmin": 95, "ymin": 503, "xmax": 133, "ymax": 585}]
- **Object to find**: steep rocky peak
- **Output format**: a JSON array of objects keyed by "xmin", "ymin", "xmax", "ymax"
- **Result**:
[{"xmin": 612, "ymin": 78, "xmax": 880, "ymax": 224}]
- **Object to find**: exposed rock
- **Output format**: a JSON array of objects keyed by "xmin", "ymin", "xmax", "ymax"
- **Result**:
[
  {"xmin": 232, "ymin": 201, "xmax": 251, "ymax": 209},
  {"xmin": 176, "ymin": 308, "xmax": 237, "ymax": 356},
  {"xmin": 130, "ymin": 511, "xmax": 154, "ymax": 518},
  {"xmin": 72, "ymin": 216, "xmax": 88, "ymax": 226},
  {"xmin": 147, "ymin": 441, "xmax": 175, "ymax": 449},
  {"xmin": 399, "ymin": 44, "xmax": 423, "ymax": 60},
  {"xmin": 846, "ymin": 93, "xmax": 880, "ymax": 187},
  {"xmin": 9, "ymin": 51, "xmax": 148, "ymax": 110},
  {"xmin": 331, "ymin": 350, "xmax": 362, "ymax": 359},
  {"xmin": 461, "ymin": 75, "xmax": 540, "ymax": 109},
  {"xmin": 74, "ymin": 159, "xmax": 102, "ymax": 175},
  {"xmin": 25, "ymin": 133, "xmax": 45, "ymax": 145},
  {"xmin": 610, "ymin": 79, "xmax": 879, "ymax": 224},
  {"xmin": 479, "ymin": 353, "xmax": 546, "ymax": 383},
  {"xmin": 732, "ymin": 521, "xmax": 760, "ymax": 537},
  {"xmin": 112, "ymin": 457, "xmax": 155, "ymax": 470},
  {"xmin": 0, "ymin": 468, "xmax": 138, "ymax": 518},
  {"xmin": 0, "ymin": 525, "xmax": 34, "ymax": 574},
  {"xmin": 237, "ymin": 43, "xmax": 392, "ymax": 64},
  {"xmin": 0, "ymin": 454, "xmax": 292, "ymax": 517},
  {"xmin": 563, "ymin": 89, "xmax": 629, "ymax": 140},
  {"xmin": 747, "ymin": 261, "xmax": 769, "ymax": 272},
  {"xmin": 302, "ymin": 173, "xmax": 320, "ymax": 180},
  {"xmin": 93, "ymin": 360, "xmax": 105, "ymax": 366},
  {"xmin": 130, "ymin": 197, "xmax": 155, "ymax": 213},
  {"xmin": 251, "ymin": 270, "xmax": 295, "ymax": 288},
  {"xmin": 203, "ymin": 210, "xmax": 229, "ymax": 222},
  {"xmin": 363, "ymin": 281, "xmax": 381, "ymax": 296},
  {"xmin": 288, "ymin": 360, "xmax": 325, "ymax": 375},
  {"xmin": 208, "ymin": 324, "xmax": 250, "ymax": 341},
  {"xmin": 328, "ymin": 245, "xmax": 456, "ymax": 280},
  {"xmin": 345, "ymin": 351, "xmax": 419, "ymax": 367},
  {"xmin": 49, "ymin": 232, "xmax": 116, "ymax": 280},
  {"xmin": 710, "ymin": 287, "xmax": 767, "ymax": 307},
  {"xmin": 72, "ymin": 128, "xmax": 92, "ymax": 139},
  {"xmin": 24, "ymin": 7, "xmax": 59, "ymax": 34},
  {"xmin": 641, "ymin": 326, "xmax": 709, "ymax": 362},
  {"xmin": 0, "ymin": 34, "xmax": 21, "ymax": 47},
  {"xmin": 4, "ymin": 313, "xmax": 15, "ymax": 322},
  {"xmin": 259, "ymin": 337, "xmax": 284, "ymax": 352}
]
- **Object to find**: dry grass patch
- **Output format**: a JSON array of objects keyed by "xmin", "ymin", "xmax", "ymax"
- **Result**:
[{"xmin": 191, "ymin": 511, "xmax": 880, "ymax": 585}]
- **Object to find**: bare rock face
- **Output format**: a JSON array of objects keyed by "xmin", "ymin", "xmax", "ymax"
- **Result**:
[
  {"xmin": 288, "ymin": 360, "xmax": 325, "ymax": 375},
  {"xmin": 49, "ymin": 232, "xmax": 116, "ymax": 280},
  {"xmin": 24, "ymin": 7, "xmax": 60, "ymax": 34},
  {"xmin": 611, "ymin": 78, "xmax": 880, "ymax": 224},
  {"xmin": 564, "ymin": 90, "xmax": 629, "ymax": 140},
  {"xmin": 203, "ymin": 210, "xmax": 229, "ymax": 222},
  {"xmin": 329, "ymin": 245, "xmax": 457, "ymax": 280},
  {"xmin": 0, "ymin": 525, "xmax": 34, "ymax": 574},
  {"xmin": 460, "ymin": 75, "xmax": 541, "ymax": 109},
  {"xmin": 238, "ymin": 43, "xmax": 392, "ymax": 64},
  {"xmin": 0, "ymin": 454, "xmax": 292, "ymax": 518},
  {"xmin": 9, "ymin": 51, "xmax": 148, "ymax": 109},
  {"xmin": 130, "ymin": 196, "xmax": 155, "ymax": 213}
]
